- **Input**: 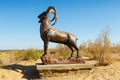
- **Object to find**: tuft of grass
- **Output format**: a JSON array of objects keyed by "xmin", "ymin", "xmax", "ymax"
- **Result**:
[
  {"xmin": 1, "ymin": 74, "xmax": 6, "ymax": 79},
  {"xmin": 0, "ymin": 60, "xmax": 4, "ymax": 68}
]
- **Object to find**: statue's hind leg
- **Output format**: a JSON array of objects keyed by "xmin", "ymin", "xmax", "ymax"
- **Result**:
[
  {"xmin": 67, "ymin": 44, "xmax": 74, "ymax": 59},
  {"xmin": 68, "ymin": 39, "xmax": 80, "ymax": 58},
  {"xmin": 72, "ymin": 44, "xmax": 80, "ymax": 58}
]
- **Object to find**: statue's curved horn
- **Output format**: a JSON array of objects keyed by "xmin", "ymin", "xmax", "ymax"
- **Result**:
[{"xmin": 46, "ymin": 6, "xmax": 57, "ymax": 26}]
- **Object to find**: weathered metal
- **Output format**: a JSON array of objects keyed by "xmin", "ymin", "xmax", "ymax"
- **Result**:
[{"xmin": 38, "ymin": 6, "xmax": 80, "ymax": 59}]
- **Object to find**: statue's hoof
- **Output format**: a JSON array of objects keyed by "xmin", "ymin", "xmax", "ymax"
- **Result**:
[
  {"xmin": 68, "ymin": 56, "xmax": 74, "ymax": 60},
  {"xmin": 76, "ymin": 55, "xmax": 81, "ymax": 58}
]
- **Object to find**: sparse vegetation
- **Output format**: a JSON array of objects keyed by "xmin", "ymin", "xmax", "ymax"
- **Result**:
[
  {"xmin": 16, "ymin": 48, "xmax": 43, "ymax": 60},
  {"xmin": 0, "ymin": 49, "xmax": 43, "ymax": 68},
  {"xmin": 49, "ymin": 44, "xmax": 71, "ymax": 59}
]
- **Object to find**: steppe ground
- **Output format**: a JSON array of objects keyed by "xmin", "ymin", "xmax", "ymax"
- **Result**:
[{"xmin": 0, "ymin": 52, "xmax": 120, "ymax": 80}]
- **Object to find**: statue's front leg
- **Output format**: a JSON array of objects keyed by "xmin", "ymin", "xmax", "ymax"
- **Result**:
[{"xmin": 42, "ymin": 41, "xmax": 49, "ymax": 57}]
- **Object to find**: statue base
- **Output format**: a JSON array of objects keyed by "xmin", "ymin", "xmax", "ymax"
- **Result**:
[{"xmin": 41, "ymin": 55, "xmax": 85, "ymax": 65}]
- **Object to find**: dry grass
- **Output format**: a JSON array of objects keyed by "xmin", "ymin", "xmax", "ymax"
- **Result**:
[
  {"xmin": 48, "ymin": 44, "xmax": 71, "ymax": 59},
  {"xmin": 79, "ymin": 28, "xmax": 115, "ymax": 65},
  {"xmin": 16, "ymin": 48, "xmax": 43, "ymax": 61},
  {"xmin": 0, "ymin": 49, "xmax": 43, "ymax": 68}
]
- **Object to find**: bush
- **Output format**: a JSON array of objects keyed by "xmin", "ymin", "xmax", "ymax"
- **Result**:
[
  {"xmin": 79, "ymin": 28, "xmax": 112, "ymax": 65},
  {"xmin": 96, "ymin": 29, "xmax": 111, "ymax": 65}
]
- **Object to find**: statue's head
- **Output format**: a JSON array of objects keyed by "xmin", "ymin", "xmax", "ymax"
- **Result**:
[
  {"xmin": 38, "ymin": 11, "xmax": 47, "ymax": 23},
  {"xmin": 38, "ymin": 6, "xmax": 57, "ymax": 26}
]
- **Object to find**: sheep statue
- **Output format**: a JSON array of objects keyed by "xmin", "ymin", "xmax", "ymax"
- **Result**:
[{"xmin": 38, "ymin": 6, "xmax": 84, "ymax": 64}]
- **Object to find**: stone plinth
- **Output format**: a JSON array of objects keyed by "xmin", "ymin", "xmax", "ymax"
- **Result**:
[
  {"xmin": 36, "ymin": 63, "xmax": 95, "ymax": 78},
  {"xmin": 36, "ymin": 63, "xmax": 94, "ymax": 71},
  {"xmin": 37, "ymin": 57, "xmax": 98, "ymax": 78}
]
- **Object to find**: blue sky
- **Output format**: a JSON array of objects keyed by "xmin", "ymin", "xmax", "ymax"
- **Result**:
[{"xmin": 0, "ymin": 0, "xmax": 120, "ymax": 50}]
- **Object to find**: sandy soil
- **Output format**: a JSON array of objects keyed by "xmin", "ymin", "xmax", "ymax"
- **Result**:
[
  {"xmin": 0, "ymin": 60, "xmax": 40, "ymax": 80},
  {"xmin": 0, "ymin": 55, "xmax": 120, "ymax": 80},
  {"xmin": 41, "ymin": 61, "xmax": 120, "ymax": 80},
  {"xmin": 84, "ymin": 61, "xmax": 120, "ymax": 80},
  {"xmin": 0, "ymin": 60, "xmax": 120, "ymax": 80}
]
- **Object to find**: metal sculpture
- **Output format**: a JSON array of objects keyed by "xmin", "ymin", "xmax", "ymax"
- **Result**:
[{"xmin": 38, "ymin": 6, "xmax": 80, "ymax": 59}]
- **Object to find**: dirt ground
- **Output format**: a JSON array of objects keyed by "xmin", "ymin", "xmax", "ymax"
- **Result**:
[
  {"xmin": 0, "ymin": 60, "xmax": 40, "ymax": 80},
  {"xmin": 0, "ymin": 59, "xmax": 120, "ymax": 80},
  {"xmin": 41, "ymin": 61, "xmax": 120, "ymax": 80},
  {"xmin": 0, "ymin": 52, "xmax": 120, "ymax": 80}
]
